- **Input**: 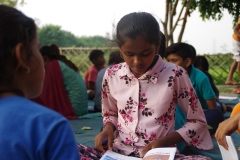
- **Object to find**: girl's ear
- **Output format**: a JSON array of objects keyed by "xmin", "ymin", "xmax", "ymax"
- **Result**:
[
  {"xmin": 15, "ymin": 43, "xmax": 31, "ymax": 74},
  {"xmin": 185, "ymin": 58, "xmax": 192, "ymax": 68}
]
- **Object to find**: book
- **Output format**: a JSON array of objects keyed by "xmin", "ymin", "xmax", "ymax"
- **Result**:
[
  {"xmin": 100, "ymin": 147, "xmax": 177, "ymax": 160},
  {"xmin": 217, "ymin": 136, "xmax": 239, "ymax": 160}
]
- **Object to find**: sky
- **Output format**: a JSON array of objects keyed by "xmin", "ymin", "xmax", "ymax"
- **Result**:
[{"xmin": 17, "ymin": 0, "xmax": 235, "ymax": 54}]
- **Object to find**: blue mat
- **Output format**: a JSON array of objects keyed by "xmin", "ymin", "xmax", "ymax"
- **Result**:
[{"xmin": 72, "ymin": 99, "xmax": 240, "ymax": 159}]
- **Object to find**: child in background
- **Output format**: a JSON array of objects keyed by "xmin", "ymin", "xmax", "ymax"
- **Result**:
[
  {"xmin": 33, "ymin": 44, "xmax": 88, "ymax": 117},
  {"xmin": 165, "ymin": 42, "xmax": 224, "ymax": 153},
  {"xmin": 194, "ymin": 55, "xmax": 232, "ymax": 113},
  {"xmin": 0, "ymin": 5, "xmax": 79, "ymax": 159},
  {"xmin": 225, "ymin": 17, "xmax": 240, "ymax": 85},
  {"xmin": 78, "ymin": 12, "xmax": 212, "ymax": 160},
  {"xmin": 84, "ymin": 49, "xmax": 105, "ymax": 100},
  {"xmin": 94, "ymin": 50, "xmax": 124, "ymax": 112}
]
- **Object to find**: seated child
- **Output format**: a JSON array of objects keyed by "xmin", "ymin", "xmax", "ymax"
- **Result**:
[
  {"xmin": 78, "ymin": 12, "xmax": 213, "ymax": 160},
  {"xmin": 84, "ymin": 49, "xmax": 105, "ymax": 100},
  {"xmin": 94, "ymin": 50, "xmax": 124, "ymax": 111},
  {"xmin": 194, "ymin": 55, "xmax": 232, "ymax": 113},
  {"xmin": 32, "ymin": 44, "xmax": 88, "ymax": 118},
  {"xmin": 165, "ymin": 42, "xmax": 224, "ymax": 153},
  {"xmin": 0, "ymin": 5, "xmax": 79, "ymax": 159}
]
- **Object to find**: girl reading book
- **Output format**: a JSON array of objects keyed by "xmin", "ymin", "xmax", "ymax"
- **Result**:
[{"xmin": 78, "ymin": 12, "xmax": 213, "ymax": 160}]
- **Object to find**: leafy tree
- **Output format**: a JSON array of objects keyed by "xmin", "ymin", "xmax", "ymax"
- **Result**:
[
  {"xmin": 162, "ymin": 0, "xmax": 240, "ymax": 46},
  {"xmin": 0, "ymin": 0, "xmax": 24, "ymax": 7},
  {"xmin": 38, "ymin": 24, "xmax": 82, "ymax": 47},
  {"xmin": 38, "ymin": 24, "xmax": 108, "ymax": 47}
]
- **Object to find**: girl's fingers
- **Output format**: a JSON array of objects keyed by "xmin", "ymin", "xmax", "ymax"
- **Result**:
[{"xmin": 107, "ymin": 136, "xmax": 113, "ymax": 151}]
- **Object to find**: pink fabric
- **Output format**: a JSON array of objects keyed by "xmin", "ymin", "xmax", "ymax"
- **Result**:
[
  {"xmin": 101, "ymin": 55, "xmax": 213, "ymax": 156},
  {"xmin": 84, "ymin": 65, "xmax": 104, "ymax": 88},
  {"xmin": 31, "ymin": 60, "xmax": 77, "ymax": 120}
]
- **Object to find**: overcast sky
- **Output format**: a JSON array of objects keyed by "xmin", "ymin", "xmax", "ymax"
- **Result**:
[{"xmin": 17, "ymin": 0, "xmax": 234, "ymax": 54}]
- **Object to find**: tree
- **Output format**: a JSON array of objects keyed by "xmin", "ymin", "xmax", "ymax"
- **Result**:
[
  {"xmin": 38, "ymin": 24, "xmax": 108, "ymax": 47},
  {"xmin": 38, "ymin": 24, "xmax": 81, "ymax": 47},
  {"xmin": 0, "ymin": 0, "xmax": 24, "ymax": 7},
  {"xmin": 162, "ymin": 0, "xmax": 240, "ymax": 46}
]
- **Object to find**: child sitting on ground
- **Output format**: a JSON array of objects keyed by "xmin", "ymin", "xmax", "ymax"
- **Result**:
[
  {"xmin": 0, "ymin": 5, "xmax": 79, "ymax": 159},
  {"xmin": 165, "ymin": 42, "xmax": 224, "ymax": 153},
  {"xmin": 32, "ymin": 44, "xmax": 88, "ymax": 118},
  {"xmin": 78, "ymin": 12, "xmax": 213, "ymax": 160},
  {"xmin": 194, "ymin": 55, "xmax": 232, "ymax": 113},
  {"xmin": 84, "ymin": 49, "xmax": 105, "ymax": 100}
]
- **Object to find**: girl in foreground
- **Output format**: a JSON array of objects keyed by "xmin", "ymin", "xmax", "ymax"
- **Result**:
[
  {"xmin": 79, "ymin": 12, "xmax": 213, "ymax": 160},
  {"xmin": 0, "ymin": 5, "xmax": 79, "ymax": 160}
]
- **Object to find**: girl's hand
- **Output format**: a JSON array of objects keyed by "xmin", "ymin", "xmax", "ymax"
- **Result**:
[
  {"xmin": 94, "ymin": 123, "xmax": 115, "ymax": 154},
  {"xmin": 140, "ymin": 138, "xmax": 167, "ymax": 157},
  {"xmin": 215, "ymin": 113, "xmax": 240, "ymax": 150},
  {"xmin": 140, "ymin": 132, "xmax": 183, "ymax": 158}
]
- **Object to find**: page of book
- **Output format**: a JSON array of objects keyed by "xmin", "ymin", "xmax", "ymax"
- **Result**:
[
  {"xmin": 142, "ymin": 147, "xmax": 176, "ymax": 160},
  {"xmin": 100, "ymin": 150, "xmax": 141, "ymax": 160},
  {"xmin": 217, "ymin": 136, "xmax": 239, "ymax": 160},
  {"xmin": 100, "ymin": 147, "xmax": 177, "ymax": 160}
]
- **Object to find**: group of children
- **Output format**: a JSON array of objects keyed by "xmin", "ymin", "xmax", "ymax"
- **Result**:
[{"xmin": 1, "ymin": 4, "xmax": 240, "ymax": 160}]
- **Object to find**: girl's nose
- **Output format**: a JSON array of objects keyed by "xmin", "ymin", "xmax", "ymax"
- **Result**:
[{"xmin": 133, "ymin": 55, "xmax": 143, "ymax": 65}]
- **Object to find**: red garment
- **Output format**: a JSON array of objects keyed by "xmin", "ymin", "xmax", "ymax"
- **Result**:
[
  {"xmin": 31, "ymin": 60, "xmax": 77, "ymax": 119},
  {"xmin": 84, "ymin": 65, "xmax": 105, "ymax": 88}
]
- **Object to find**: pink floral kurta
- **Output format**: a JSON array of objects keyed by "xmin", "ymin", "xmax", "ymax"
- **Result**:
[{"xmin": 101, "ymin": 55, "xmax": 213, "ymax": 156}]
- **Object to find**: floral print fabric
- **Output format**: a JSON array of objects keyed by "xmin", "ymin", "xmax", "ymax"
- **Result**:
[{"xmin": 101, "ymin": 55, "xmax": 213, "ymax": 156}]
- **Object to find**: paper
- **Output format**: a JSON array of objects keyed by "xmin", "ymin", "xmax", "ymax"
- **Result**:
[
  {"xmin": 100, "ymin": 147, "xmax": 177, "ymax": 160},
  {"xmin": 217, "ymin": 136, "xmax": 239, "ymax": 160}
]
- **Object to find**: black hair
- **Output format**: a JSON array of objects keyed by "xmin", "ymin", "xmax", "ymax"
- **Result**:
[
  {"xmin": 188, "ymin": 44, "xmax": 197, "ymax": 63},
  {"xmin": 0, "ymin": 5, "xmax": 36, "ymax": 90},
  {"xmin": 40, "ymin": 44, "xmax": 79, "ymax": 72},
  {"xmin": 194, "ymin": 55, "xmax": 209, "ymax": 72},
  {"xmin": 165, "ymin": 42, "xmax": 193, "ymax": 61},
  {"xmin": 116, "ymin": 12, "xmax": 162, "ymax": 47},
  {"xmin": 89, "ymin": 49, "xmax": 104, "ymax": 62},
  {"xmin": 159, "ymin": 31, "xmax": 166, "ymax": 58},
  {"xmin": 108, "ymin": 50, "xmax": 124, "ymax": 65}
]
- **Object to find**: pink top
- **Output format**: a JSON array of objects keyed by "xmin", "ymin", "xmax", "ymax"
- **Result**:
[
  {"xmin": 84, "ymin": 65, "xmax": 104, "ymax": 88},
  {"xmin": 102, "ymin": 55, "xmax": 213, "ymax": 156}
]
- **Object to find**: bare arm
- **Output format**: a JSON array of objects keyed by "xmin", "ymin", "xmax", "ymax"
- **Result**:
[
  {"xmin": 215, "ymin": 112, "xmax": 240, "ymax": 150},
  {"xmin": 140, "ymin": 132, "xmax": 183, "ymax": 157},
  {"xmin": 206, "ymin": 99, "xmax": 217, "ymax": 109},
  {"xmin": 234, "ymin": 24, "xmax": 240, "ymax": 37},
  {"xmin": 88, "ymin": 81, "xmax": 95, "ymax": 90}
]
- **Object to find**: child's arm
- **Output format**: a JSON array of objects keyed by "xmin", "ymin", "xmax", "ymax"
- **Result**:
[
  {"xmin": 140, "ymin": 132, "xmax": 183, "ymax": 157},
  {"xmin": 174, "ymin": 66, "xmax": 213, "ymax": 150},
  {"xmin": 206, "ymin": 99, "xmax": 218, "ymax": 109},
  {"xmin": 234, "ymin": 23, "xmax": 240, "ymax": 38},
  {"xmin": 215, "ymin": 112, "xmax": 240, "ymax": 150}
]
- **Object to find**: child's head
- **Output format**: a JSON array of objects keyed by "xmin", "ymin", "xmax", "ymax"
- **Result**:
[
  {"xmin": 40, "ymin": 44, "xmax": 79, "ymax": 72},
  {"xmin": 108, "ymin": 50, "xmax": 124, "ymax": 65},
  {"xmin": 115, "ymin": 12, "xmax": 162, "ymax": 78},
  {"xmin": 194, "ymin": 56, "xmax": 209, "ymax": 72},
  {"xmin": 165, "ymin": 42, "xmax": 193, "ymax": 70},
  {"xmin": 188, "ymin": 44, "xmax": 196, "ymax": 63},
  {"xmin": 0, "ymin": 5, "xmax": 44, "ymax": 98},
  {"xmin": 89, "ymin": 49, "xmax": 105, "ymax": 66}
]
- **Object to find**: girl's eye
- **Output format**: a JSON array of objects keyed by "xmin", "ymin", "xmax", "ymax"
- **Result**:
[
  {"xmin": 125, "ymin": 52, "xmax": 135, "ymax": 57},
  {"xmin": 141, "ymin": 52, "xmax": 151, "ymax": 56}
]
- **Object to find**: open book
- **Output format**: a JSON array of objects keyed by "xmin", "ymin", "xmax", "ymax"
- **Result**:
[
  {"xmin": 217, "ymin": 136, "xmax": 239, "ymax": 160},
  {"xmin": 100, "ymin": 147, "xmax": 177, "ymax": 160}
]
